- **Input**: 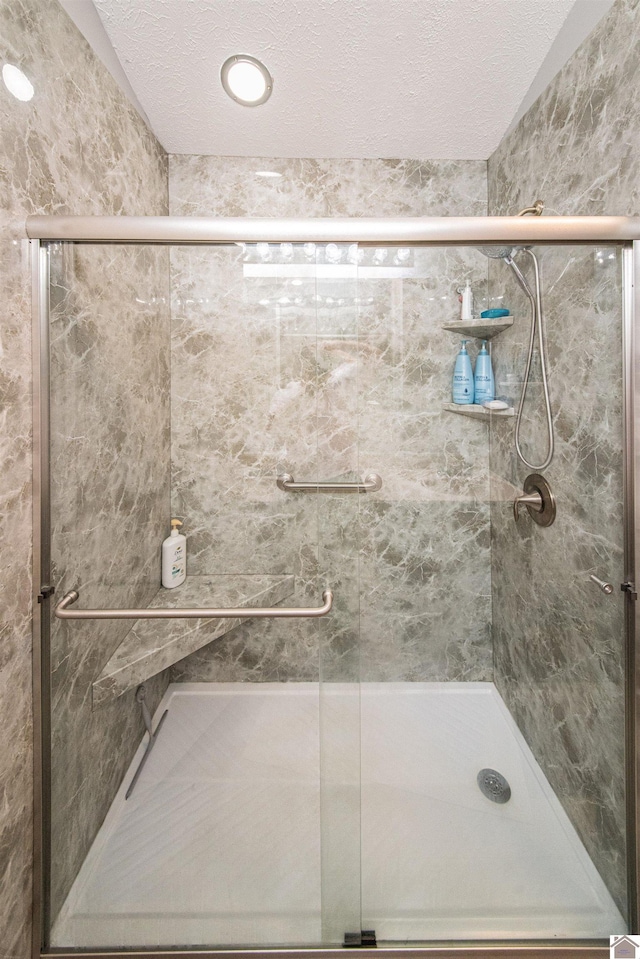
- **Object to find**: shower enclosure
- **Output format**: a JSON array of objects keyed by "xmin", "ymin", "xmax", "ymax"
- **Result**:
[{"xmin": 29, "ymin": 214, "xmax": 640, "ymax": 958}]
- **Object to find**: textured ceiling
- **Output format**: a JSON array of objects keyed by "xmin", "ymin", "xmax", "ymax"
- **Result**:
[{"xmin": 91, "ymin": 0, "xmax": 579, "ymax": 159}]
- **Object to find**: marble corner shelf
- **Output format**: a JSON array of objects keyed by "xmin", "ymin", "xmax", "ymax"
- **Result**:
[
  {"xmin": 443, "ymin": 316, "xmax": 514, "ymax": 339},
  {"xmin": 92, "ymin": 574, "xmax": 295, "ymax": 708},
  {"xmin": 444, "ymin": 403, "xmax": 515, "ymax": 421}
]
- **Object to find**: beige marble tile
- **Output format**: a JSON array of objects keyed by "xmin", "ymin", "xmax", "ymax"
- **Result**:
[
  {"xmin": 48, "ymin": 240, "xmax": 171, "ymax": 919},
  {"xmin": 489, "ymin": 0, "xmax": 640, "ymax": 219},
  {"xmin": 487, "ymin": 0, "xmax": 636, "ymax": 908},
  {"xmin": 0, "ymin": 0, "xmax": 168, "ymax": 948},
  {"xmin": 168, "ymin": 158, "xmax": 492, "ymax": 687},
  {"xmin": 486, "ymin": 243, "xmax": 627, "ymax": 914},
  {"xmin": 2, "ymin": 0, "xmax": 637, "ymax": 948}
]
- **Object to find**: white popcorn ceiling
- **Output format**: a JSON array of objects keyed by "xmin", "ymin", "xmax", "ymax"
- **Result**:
[{"xmin": 89, "ymin": 0, "xmax": 608, "ymax": 160}]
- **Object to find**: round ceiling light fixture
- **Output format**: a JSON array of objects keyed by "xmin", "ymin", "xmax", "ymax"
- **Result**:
[{"xmin": 221, "ymin": 54, "xmax": 273, "ymax": 106}]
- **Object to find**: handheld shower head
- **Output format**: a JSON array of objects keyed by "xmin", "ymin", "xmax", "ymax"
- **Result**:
[
  {"xmin": 477, "ymin": 246, "xmax": 531, "ymax": 297},
  {"xmin": 476, "ymin": 199, "xmax": 543, "ymax": 260},
  {"xmin": 477, "ymin": 246, "xmax": 515, "ymax": 260}
]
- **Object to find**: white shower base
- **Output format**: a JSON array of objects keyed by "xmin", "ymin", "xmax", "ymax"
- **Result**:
[{"xmin": 52, "ymin": 682, "xmax": 626, "ymax": 948}]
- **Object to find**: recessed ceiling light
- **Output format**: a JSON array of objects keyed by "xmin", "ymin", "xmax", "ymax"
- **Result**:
[
  {"xmin": 2, "ymin": 63, "xmax": 34, "ymax": 101},
  {"xmin": 221, "ymin": 55, "xmax": 272, "ymax": 106}
]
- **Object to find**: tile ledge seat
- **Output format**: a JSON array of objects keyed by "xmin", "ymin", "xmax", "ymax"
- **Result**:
[{"xmin": 92, "ymin": 574, "xmax": 295, "ymax": 708}]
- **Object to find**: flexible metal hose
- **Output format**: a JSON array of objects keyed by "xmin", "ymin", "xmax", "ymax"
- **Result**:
[{"xmin": 505, "ymin": 249, "xmax": 554, "ymax": 471}]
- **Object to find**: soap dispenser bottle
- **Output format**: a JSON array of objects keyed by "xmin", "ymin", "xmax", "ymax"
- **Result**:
[
  {"xmin": 162, "ymin": 519, "xmax": 187, "ymax": 589},
  {"xmin": 452, "ymin": 340, "xmax": 474, "ymax": 405},
  {"xmin": 474, "ymin": 340, "xmax": 495, "ymax": 404}
]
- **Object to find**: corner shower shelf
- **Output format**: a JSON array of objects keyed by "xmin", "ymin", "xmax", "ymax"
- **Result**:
[
  {"xmin": 443, "ymin": 316, "xmax": 514, "ymax": 339},
  {"xmin": 444, "ymin": 403, "xmax": 515, "ymax": 421},
  {"xmin": 92, "ymin": 573, "xmax": 295, "ymax": 707}
]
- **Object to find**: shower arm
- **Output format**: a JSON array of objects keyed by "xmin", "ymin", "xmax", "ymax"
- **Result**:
[
  {"xmin": 54, "ymin": 588, "xmax": 334, "ymax": 620},
  {"xmin": 518, "ymin": 200, "xmax": 544, "ymax": 217}
]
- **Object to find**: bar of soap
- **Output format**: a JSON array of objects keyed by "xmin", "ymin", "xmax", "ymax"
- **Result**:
[
  {"xmin": 483, "ymin": 400, "xmax": 509, "ymax": 410},
  {"xmin": 480, "ymin": 308, "xmax": 511, "ymax": 318}
]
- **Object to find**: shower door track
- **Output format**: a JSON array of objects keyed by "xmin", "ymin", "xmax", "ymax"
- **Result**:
[{"xmin": 29, "ymin": 216, "xmax": 640, "ymax": 959}]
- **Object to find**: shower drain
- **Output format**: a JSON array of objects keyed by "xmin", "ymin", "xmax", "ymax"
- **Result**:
[{"xmin": 477, "ymin": 768, "xmax": 512, "ymax": 804}]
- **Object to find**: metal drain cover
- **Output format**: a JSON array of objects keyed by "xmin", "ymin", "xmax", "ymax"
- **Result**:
[{"xmin": 477, "ymin": 768, "xmax": 511, "ymax": 804}]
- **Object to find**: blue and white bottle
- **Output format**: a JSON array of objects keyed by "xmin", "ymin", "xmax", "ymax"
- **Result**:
[
  {"xmin": 452, "ymin": 339, "xmax": 474, "ymax": 405},
  {"xmin": 474, "ymin": 340, "xmax": 495, "ymax": 404}
]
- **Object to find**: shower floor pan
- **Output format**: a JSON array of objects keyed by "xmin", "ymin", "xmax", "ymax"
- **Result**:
[{"xmin": 52, "ymin": 682, "xmax": 625, "ymax": 947}]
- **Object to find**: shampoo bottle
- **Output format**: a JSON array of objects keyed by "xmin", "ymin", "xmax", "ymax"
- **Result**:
[
  {"xmin": 162, "ymin": 519, "xmax": 187, "ymax": 589},
  {"xmin": 474, "ymin": 340, "xmax": 495, "ymax": 404},
  {"xmin": 452, "ymin": 340, "xmax": 474, "ymax": 405}
]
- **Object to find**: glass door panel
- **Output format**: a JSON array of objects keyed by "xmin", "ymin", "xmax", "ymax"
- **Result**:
[
  {"xmin": 46, "ymin": 240, "xmax": 361, "ymax": 950},
  {"xmin": 486, "ymin": 242, "xmax": 627, "ymax": 936},
  {"xmin": 355, "ymin": 242, "xmax": 628, "ymax": 941}
]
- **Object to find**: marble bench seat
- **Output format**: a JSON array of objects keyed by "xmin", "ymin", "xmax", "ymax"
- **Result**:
[{"xmin": 92, "ymin": 574, "xmax": 295, "ymax": 708}]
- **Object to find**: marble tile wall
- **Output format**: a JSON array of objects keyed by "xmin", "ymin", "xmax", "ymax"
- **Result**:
[
  {"xmin": 489, "ymin": 0, "xmax": 640, "ymax": 219},
  {"xmin": 167, "ymin": 157, "xmax": 492, "ymax": 687},
  {"xmin": 3, "ymin": 0, "xmax": 635, "ymax": 948},
  {"xmin": 0, "ymin": 0, "xmax": 169, "ymax": 952},
  {"xmin": 486, "ymin": 0, "xmax": 640, "ymax": 915}
]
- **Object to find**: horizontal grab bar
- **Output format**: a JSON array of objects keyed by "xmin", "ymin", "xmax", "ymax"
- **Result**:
[
  {"xmin": 277, "ymin": 472, "xmax": 382, "ymax": 493},
  {"xmin": 54, "ymin": 588, "xmax": 333, "ymax": 620}
]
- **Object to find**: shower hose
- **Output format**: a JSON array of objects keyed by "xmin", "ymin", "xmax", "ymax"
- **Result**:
[{"xmin": 506, "ymin": 248, "xmax": 554, "ymax": 472}]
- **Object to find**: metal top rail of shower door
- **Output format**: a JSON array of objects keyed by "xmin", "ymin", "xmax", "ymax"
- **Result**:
[
  {"xmin": 25, "ymin": 213, "xmax": 640, "ymax": 244},
  {"xmin": 54, "ymin": 588, "xmax": 333, "ymax": 620}
]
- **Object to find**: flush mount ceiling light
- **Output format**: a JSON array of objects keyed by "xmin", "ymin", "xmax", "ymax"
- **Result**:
[
  {"xmin": 221, "ymin": 54, "xmax": 272, "ymax": 106},
  {"xmin": 2, "ymin": 63, "xmax": 34, "ymax": 101}
]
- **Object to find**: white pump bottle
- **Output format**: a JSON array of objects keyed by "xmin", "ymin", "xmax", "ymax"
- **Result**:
[
  {"xmin": 161, "ymin": 519, "xmax": 187, "ymax": 588},
  {"xmin": 460, "ymin": 280, "xmax": 474, "ymax": 321}
]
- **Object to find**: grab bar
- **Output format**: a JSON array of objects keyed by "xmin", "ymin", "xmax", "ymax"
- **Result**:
[
  {"xmin": 277, "ymin": 472, "xmax": 382, "ymax": 493},
  {"xmin": 54, "ymin": 588, "xmax": 333, "ymax": 620}
]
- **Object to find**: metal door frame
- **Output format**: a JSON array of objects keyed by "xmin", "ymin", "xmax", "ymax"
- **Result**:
[{"xmin": 29, "ymin": 216, "xmax": 640, "ymax": 959}]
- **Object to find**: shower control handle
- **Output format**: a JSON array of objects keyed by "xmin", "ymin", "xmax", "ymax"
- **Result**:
[
  {"xmin": 513, "ymin": 491, "xmax": 543, "ymax": 522},
  {"xmin": 512, "ymin": 474, "xmax": 556, "ymax": 527}
]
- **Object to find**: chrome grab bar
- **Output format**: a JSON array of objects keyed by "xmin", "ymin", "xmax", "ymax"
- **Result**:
[
  {"xmin": 277, "ymin": 472, "xmax": 382, "ymax": 493},
  {"xmin": 54, "ymin": 588, "xmax": 333, "ymax": 620}
]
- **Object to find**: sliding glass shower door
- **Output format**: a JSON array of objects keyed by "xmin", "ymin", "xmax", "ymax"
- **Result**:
[
  {"xmin": 40, "ymin": 232, "xmax": 632, "ymax": 953},
  {"xmin": 353, "ymin": 241, "xmax": 629, "ymax": 942},
  {"xmin": 485, "ymin": 242, "xmax": 628, "ymax": 935},
  {"xmin": 45, "ymin": 238, "xmax": 365, "ymax": 950}
]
